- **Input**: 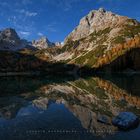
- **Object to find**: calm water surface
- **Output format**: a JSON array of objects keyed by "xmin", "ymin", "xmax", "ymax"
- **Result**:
[{"xmin": 0, "ymin": 75, "xmax": 140, "ymax": 140}]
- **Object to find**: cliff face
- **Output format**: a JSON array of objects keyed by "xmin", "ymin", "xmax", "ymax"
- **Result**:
[
  {"xmin": 52, "ymin": 8, "xmax": 140, "ymax": 72},
  {"xmin": 65, "ymin": 8, "xmax": 128, "ymax": 42},
  {"xmin": 0, "ymin": 28, "xmax": 32, "ymax": 51}
]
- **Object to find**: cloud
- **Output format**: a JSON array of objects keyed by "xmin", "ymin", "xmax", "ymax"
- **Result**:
[
  {"xmin": 46, "ymin": 23, "xmax": 57, "ymax": 32},
  {"xmin": 38, "ymin": 32, "xmax": 44, "ymax": 36},
  {"xmin": 47, "ymin": 27, "xmax": 57, "ymax": 32},
  {"xmin": 26, "ymin": 11, "xmax": 38, "ymax": 17},
  {"xmin": 8, "ymin": 16, "xmax": 16, "ymax": 22},
  {"xmin": 19, "ymin": 31, "xmax": 31, "ymax": 36},
  {"xmin": 17, "ymin": 9, "xmax": 38, "ymax": 17}
]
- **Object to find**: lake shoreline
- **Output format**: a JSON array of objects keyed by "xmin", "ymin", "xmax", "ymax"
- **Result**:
[
  {"xmin": 0, "ymin": 70, "xmax": 140, "ymax": 77},
  {"xmin": 0, "ymin": 72, "xmax": 41, "ymax": 76}
]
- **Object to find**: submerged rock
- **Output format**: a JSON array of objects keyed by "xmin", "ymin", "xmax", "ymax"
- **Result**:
[
  {"xmin": 112, "ymin": 112, "xmax": 139, "ymax": 130},
  {"xmin": 97, "ymin": 115, "xmax": 111, "ymax": 125}
]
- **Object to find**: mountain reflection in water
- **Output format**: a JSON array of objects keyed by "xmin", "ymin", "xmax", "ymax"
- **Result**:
[{"xmin": 0, "ymin": 75, "xmax": 140, "ymax": 140}]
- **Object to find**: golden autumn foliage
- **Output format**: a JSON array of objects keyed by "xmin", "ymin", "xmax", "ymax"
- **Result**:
[
  {"xmin": 94, "ymin": 35, "xmax": 140, "ymax": 68},
  {"xmin": 96, "ymin": 78, "xmax": 140, "ymax": 107}
]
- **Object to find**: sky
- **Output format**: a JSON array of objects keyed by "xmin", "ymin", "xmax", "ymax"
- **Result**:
[{"xmin": 0, "ymin": 0, "xmax": 140, "ymax": 42}]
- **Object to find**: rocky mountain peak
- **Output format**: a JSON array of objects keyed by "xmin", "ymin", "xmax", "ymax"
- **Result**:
[
  {"xmin": 98, "ymin": 8, "xmax": 106, "ymax": 13},
  {"xmin": 0, "ymin": 28, "xmax": 20, "ymax": 43},
  {"xmin": 55, "ymin": 42, "xmax": 62, "ymax": 47},
  {"xmin": 65, "ymin": 8, "xmax": 128, "ymax": 42},
  {"xmin": 0, "ymin": 28, "xmax": 33, "ymax": 50},
  {"xmin": 39, "ymin": 37, "xmax": 50, "ymax": 43},
  {"xmin": 32, "ymin": 36, "xmax": 55, "ymax": 50}
]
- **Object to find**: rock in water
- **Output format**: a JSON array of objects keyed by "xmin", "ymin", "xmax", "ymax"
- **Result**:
[
  {"xmin": 97, "ymin": 115, "xmax": 111, "ymax": 125},
  {"xmin": 112, "ymin": 112, "xmax": 139, "ymax": 130}
]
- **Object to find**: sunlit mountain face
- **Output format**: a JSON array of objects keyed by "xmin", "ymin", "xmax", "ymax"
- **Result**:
[{"xmin": 0, "ymin": 75, "xmax": 140, "ymax": 140}]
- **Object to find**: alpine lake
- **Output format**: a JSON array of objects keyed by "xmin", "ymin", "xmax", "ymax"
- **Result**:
[{"xmin": 0, "ymin": 74, "xmax": 140, "ymax": 140}]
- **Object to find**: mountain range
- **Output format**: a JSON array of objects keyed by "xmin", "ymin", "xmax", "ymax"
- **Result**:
[{"xmin": 0, "ymin": 8, "xmax": 140, "ymax": 74}]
